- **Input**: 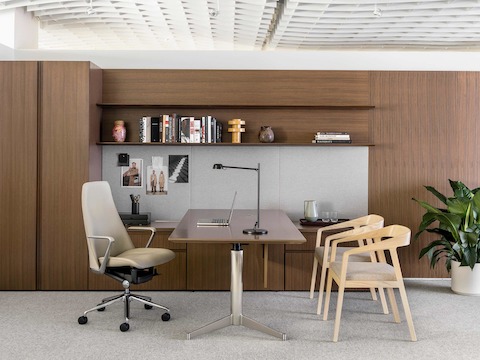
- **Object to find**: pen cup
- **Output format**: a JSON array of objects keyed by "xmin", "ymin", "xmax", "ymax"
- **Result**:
[{"xmin": 132, "ymin": 202, "xmax": 139, "ymax": 215}]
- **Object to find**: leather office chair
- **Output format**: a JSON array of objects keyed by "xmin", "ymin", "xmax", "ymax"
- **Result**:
[
  {"xmin": 309, "ymin": 214, "xmax": 385, "ymax": 315},
  {"xmin": 78, "ymin": 181, "xmax": 176, "ymax": 332},
  {"xmin": 323, "ymin": 225, "xmax": 417, "ymax": 342}
]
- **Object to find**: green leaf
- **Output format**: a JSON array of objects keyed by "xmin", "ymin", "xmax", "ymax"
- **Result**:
[{"xmin": 424, "ymin": 185, "xmax": 447, "ymax": 205}]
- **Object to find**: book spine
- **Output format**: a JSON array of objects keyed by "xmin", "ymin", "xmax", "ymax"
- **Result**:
[
  {"xmin": 151, "ymin": 117, "xmax": 160, "ymax": 142},
  {"xmin": 317, "ymin": 131, "xmax": 349, "ymax": 135},
  {"xmin": 312, "ymin": 139, "xmax": 352, "ymax": 143},
  {"xmin": 139, "ymin": 116, "xmax": 147, "ymax": 142},
  {"xmin": 145, "ymin": 116, "xmax": 151, "ymax": 143},
  {"xmin": 194, "ymin": 119, "xmax": 201, "ymax": 143},
  {"xmin": 189, "ymin": 117, "xmax": 195, "ymax": 143},
  {"xmin": 315, "ymin": 135, "xmax": 350, "ymax": 140}
]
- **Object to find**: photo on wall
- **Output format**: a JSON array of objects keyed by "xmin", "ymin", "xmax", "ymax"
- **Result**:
[
  {"xmin": 146, "ymin": 166, "xmax": 168, "ymax": 195},
  {"xmin": 169, "ymin": 155, "xmax": 189, "ymax": 183},
  {"xmin": 121, "ymin": 158, "xmax": 143, "ymax": 188}
]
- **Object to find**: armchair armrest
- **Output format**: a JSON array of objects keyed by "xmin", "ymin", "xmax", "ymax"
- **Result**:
[
  {"xmin": 327, "ymin": 225, "xmax": 381, "ymax": 261},
  {"xmin": 127, "ymin": 226, "xmax": 156, "ymax": 248},
  {"xmin": 87, "ymin": 235, "xmax": 115, "ymax": 274}
]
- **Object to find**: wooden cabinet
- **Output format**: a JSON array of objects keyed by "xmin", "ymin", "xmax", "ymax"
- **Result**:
[
  {"xmin": 0, "ymin": 61, "xmax": 38, "ymax": 290},
  {"xmin": 37, "ymin": 61, "xmax": 102, "ymax": 290},
  {"xmin": 98, "ymin": 70, "xmax": 374, "ymax": 146}
]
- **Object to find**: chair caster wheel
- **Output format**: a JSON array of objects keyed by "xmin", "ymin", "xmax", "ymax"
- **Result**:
[
  {"xmin": 78, "ymin": 316, "xmax": 88, "ymax": 325},
  {"xmin": 144, "ymin": 304, "xmax": 153, "ymax": 310},
  {"xmin": 162, "ymin": 313, "xmax": 171, "ymax": 321},
  {"xmin": 97, "ymin": 305, "xmax": 105, "ymax": 312},
  {"xmin": 120, "ymin": 323, "xmax": 130, "ymax": 332}
]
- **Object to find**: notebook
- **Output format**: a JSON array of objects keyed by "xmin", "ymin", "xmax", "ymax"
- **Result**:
[{"xmin": 197, "ymin": 191, "xmax": 237, "ymax": 226}]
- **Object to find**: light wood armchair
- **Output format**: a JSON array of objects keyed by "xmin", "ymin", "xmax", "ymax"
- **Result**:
[
  {"xmin": 323, "ymin": 225, "xmax": 417, "ymax": 342},
  {"xmin": 309, "ymin": 214, "xmax": 385, "ymax": 315}
]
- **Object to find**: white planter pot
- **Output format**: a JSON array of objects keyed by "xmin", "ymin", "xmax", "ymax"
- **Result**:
[{"xmin": 451, "ymin": 260, "xmax": 480, "ymax": 296}]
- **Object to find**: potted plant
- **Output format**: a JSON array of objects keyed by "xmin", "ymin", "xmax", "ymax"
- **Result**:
[{"xmin": 413, "ymin": 179, "xmax": 480, "ymax": 295}]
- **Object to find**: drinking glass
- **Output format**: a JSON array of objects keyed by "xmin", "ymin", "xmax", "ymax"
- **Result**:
[
  {"xmin": 321, "ymin": 211, "xmax": 330, "ymax": 222},
  {"xmin": 330, "ymin": 211, "xmax": 338, "ymax": 223}
]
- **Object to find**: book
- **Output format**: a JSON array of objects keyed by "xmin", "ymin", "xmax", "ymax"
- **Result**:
[
  {"xmin": 180, "ymin": 116, "xmax": 193, "ymax": 143},
  {"xmin": 312, "ymin": 139, "xmax": 352, "ymax": 144},
  {"xmin": 317, "ymin": 131, "xmax": 349, "ymax": 135},
  {"xmin": 315, "ymin": 134, "xmax": 350, "ymax": 140},
  {"xmin": 151, "ymin": 117, "xmax": 160, "ymax": 142},
  {"xmin": 162, "ymin": 114, "xmax": 169, "ymax": 143},
  {"xmin": 139, "ymin": 116, "xmax": 151, "ymax": 142}
]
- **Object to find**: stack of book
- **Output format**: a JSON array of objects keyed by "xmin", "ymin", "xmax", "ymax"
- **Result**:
[
  {"xmin": 139, "ymin": 114, "xmax": 222, "ymax": 144},
  {"xmin": 312, "ymin": 131, "xmax": 351, "ymax": 144}
]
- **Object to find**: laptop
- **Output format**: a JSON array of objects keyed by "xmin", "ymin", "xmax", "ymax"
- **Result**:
[{"xmin": 197, "ymin": 191, "xmax": 237, "ymax": 226}]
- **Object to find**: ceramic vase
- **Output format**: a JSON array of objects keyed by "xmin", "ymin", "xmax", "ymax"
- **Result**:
[
  {"xmin": 259, "ymin": 126, "xmax": 274, "ymax": 143},
  {"xmin": 112, "ymin": 120, "xmax": 126, "ymax": 142}
]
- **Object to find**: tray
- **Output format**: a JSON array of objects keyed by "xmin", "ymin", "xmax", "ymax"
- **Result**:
[{"xmin": 299, "ymin": 218, "xmax": 348, "ymax": 226}]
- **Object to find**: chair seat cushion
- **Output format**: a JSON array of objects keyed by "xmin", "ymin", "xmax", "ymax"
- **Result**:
[
  {"xmin": 315, "ymin": 246, "xmax": 372, "ymax": 263},
  {"xmin": 99, "ymin": 248, "xmax": 175, "ymax": 269},
  {"xmin": 330, "ymin": 261, "xmax": 396, "ymax": 281}
]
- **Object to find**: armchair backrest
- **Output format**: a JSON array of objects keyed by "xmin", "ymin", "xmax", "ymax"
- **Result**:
[
  {"xmin": 82, "ymin": 181, "xmax": 135, "ymax": 271},
  {"xmin": 316, "ymin": 214, "xmax": 384, "ymax": 247}
]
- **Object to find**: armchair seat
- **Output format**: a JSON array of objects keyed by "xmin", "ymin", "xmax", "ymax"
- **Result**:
[
  {"xmin": 99, "ymin": 248, "xmax": 175, "ymax": 268},
  {"xmin": 330, "ymin": 262, "xmax": 396, "ymax": 281}
]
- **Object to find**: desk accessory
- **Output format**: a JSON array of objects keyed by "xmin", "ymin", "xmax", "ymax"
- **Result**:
[{"xmin": 213, "ymin": 163, "xmax": 267, "ymax": 235}]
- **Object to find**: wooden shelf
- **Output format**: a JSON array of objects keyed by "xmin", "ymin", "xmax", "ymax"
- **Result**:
[
  {"xmin": 97, "ymin": 103, "xmax": 375, "ymax": 110},
  {"xmin": 97, "ymin": 141, "xmax": 374, "ymax": 147}
]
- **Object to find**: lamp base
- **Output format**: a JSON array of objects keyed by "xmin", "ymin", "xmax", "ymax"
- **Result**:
[{"xmin": 243, "ymin": 228, "xmax": 268, "ymax": 235}]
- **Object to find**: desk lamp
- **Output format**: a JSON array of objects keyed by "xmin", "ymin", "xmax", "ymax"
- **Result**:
[{"xmin": 213, "ymin": 163, "xmax": 268, "ymax": 235}]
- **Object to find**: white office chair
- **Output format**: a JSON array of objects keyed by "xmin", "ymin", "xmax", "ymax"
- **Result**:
[
  {"xmin": 309, "ymin": 214, "xmax": 385, "ymax": 315},
  {"xmin": 78, "ymin": 181, "xmax": 176, "ymax": 332}
]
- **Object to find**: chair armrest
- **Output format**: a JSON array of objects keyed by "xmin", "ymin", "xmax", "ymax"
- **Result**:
[
  {"xmin": 315, "ymin": 223, "xmax": 353, "ymax": 247},
  {"xmin": 327, "ymin": 225, "xmax": 381, "ymax": 261},
  {"xmin": 87, "ymin": 235, "xmax": 115, "ymax": 274},
  {"xmin": 127, "ymin": 226, "xmax": 156, "ymax": 248}
]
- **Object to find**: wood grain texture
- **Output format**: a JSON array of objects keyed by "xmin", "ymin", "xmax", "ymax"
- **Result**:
[
  {"xmin": 100, "ymin": 70, "xmax": 371, "ymax": 145},
  {"xmin": 186, "ymin": 243, "xmax": 284, "ymax": 290},
  {"xmin": 102, "ymin": 70, "xmax": 370, "ymax": 106},
  {"xmin": 0, "ymin": 62, "xmax": 38, "ymax": 290},
  {"xmin": 369, "ymin": 71, "xmax": 480, "ymax": 278},
  {"xmin": 38, "ymin": 62, "xmax": 102, "ymax": 290}
]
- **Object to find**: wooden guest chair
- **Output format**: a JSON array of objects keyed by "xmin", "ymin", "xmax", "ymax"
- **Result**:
[
  {"xmin": 323, "ymin": 225, "xmax": 417, "ymax": 342},
  {"xmin": 309, "ymin": 214, "xmax": 385, "ymax": 315},
  {"xmin": 78, "ymin": 181, "xmax": 176, "ymax": 332}
]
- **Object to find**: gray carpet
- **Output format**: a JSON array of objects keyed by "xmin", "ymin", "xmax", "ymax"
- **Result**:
[{"xmin": 0, "ymin": 279, "xmax": 478, "ymax": 360}]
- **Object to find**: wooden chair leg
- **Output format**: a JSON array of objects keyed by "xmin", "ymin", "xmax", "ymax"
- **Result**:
[
  {"xmin": 369, "ymin": 287, "xmax": 378, "ymax": 301},
  {"xmin": 333, "ymin": 283, "xmax": 345, "ymax": 342},
  {"xmin": 309, "ymin": 257, "xmax": 319, "ymax": 299},
  {"xmin": 323, "ymin": 272, "xmax": 334, "ymax": 321},
  {"xmin": 398, "ymin": 284, "xmax": 417, "ymax": 341},
  {"xmin": 316, "ymin": 263, "xmax": 329, "ymax": 315},
  {"xmin": 386, "ymin": 288, "xmax": 400, "ymax": 323},
  {"xmin": 377, "ymin": 287, "xmax": 389, "ymax": 314}
]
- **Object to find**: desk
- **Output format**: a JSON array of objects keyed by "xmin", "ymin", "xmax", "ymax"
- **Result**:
[{"xmin": 169, "ymin": 209, "xmax": 306, "ymax": 340}]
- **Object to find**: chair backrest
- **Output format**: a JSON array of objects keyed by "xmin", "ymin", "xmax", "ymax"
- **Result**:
[
  {"xmin": 316, "ymin": 214, "xmax": 384, "ymax": 247},
  {"xmin": 82, "ymin": 181, "xmax": 135, "ymax": 272}
]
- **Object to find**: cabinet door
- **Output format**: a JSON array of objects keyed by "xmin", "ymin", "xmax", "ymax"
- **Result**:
[
  {"xmin": 38, "ymin": 61, "xmax": 102, "ymax": 290},
  {"xmin": 0, "ymin": 62, "xmax": 38, "ymax": 290}
]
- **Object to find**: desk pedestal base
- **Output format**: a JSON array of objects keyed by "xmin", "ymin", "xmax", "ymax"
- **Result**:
[{"xmin": 187, "ymin": 245, "xmax": 286, "ymax": 340}]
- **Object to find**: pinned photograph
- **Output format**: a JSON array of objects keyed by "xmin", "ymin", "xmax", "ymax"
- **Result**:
[
  {"xmin": 147, "ymin": 166, "xmax": 168, "ymax": 195},
  {"xmin": 169, "ymin": 155, "xmax": 189, "ymax": 183},
  {"xmin": 121, "ymin": 159, "xmax": 143, "ymax": 188}
]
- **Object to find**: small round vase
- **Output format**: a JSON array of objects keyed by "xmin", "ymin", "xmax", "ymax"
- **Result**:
[
  {"xmin": 259, "ymin": 126, "xmax": 274, "ymax": 143},
  {"xmin": 112, "ymin": 120, "xmax": 126, "ymax": 142}
]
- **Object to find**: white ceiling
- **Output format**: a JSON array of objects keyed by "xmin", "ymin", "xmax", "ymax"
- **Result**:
[{"xmin": 1, "ymin": 0, "xmax": 480, "ymax": 51}]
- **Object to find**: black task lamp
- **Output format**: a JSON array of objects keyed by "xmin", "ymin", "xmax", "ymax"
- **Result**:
[{"xmin": 213, "ymin": 163, "xmax": 268, "ymax": 235}]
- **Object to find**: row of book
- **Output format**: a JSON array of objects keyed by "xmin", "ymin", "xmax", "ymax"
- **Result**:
[
  {"xmin": 312, "ymin": 131, "xmax": 352, "ymax": 144},
  {"xmin": 139, "ymin": 114, "xmax": 223, "ymax": 143}
]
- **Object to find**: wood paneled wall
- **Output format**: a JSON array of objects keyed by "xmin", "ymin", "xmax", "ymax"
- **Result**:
[
  {"xmin": 0, "ymin": 62, "xmax": 38, "ymax": 290},
  {"xmin": 369, "ymin": 71, "xmax": 480, "ymax": 277},
  {"xmin": 38, "ymin": 62, "xmax": 102, "ymax": 290}
]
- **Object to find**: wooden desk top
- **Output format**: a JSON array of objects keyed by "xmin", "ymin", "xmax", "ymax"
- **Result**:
[{"xmin": 169, "ymin": 209, "xmax": 306, "ymax": 244}]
